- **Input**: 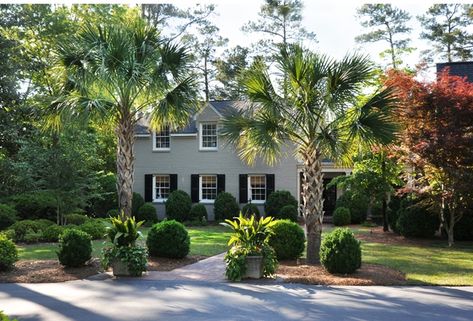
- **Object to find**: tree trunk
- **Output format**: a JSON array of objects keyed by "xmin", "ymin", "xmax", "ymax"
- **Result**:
[
  {"xmin": 382, "ymin": 194, "xmax": 388, "ymax": 232},
  {"xmin": 366, "ymin": 196, "xmax": 374, "ymax": 222},
  {"xmin": 301, "ymin": 149, "xmax": 324, "ymax": 264},
  {"xmin": 447, "ymin": 207, "xmax": 455, "ymax": 247},
  {"xmin": 116, "ymin": 115, "xmax": 135, "ymax": 218}
]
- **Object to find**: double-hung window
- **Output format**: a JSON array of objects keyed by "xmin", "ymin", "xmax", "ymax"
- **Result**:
[
  {"xmin": 200, "ymin": 123, "xmax": 217, "ymax": 150},
  {"xmin": 248, "ymin": 175, "xmax": 266, "ymax": 203},
  {"xmin": 153, "ymin": 175, "xmax": 170, "ymax": 201},
  {"xmin": 199, "ymin": 175, "xmax": 217, "ymax": 202},
  {"xmin": 154, "ymin": 126, "xmax": 170, "ymax": 151}
]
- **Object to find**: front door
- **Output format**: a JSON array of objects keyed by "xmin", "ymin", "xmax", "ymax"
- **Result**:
[{"xmin": 299, "ymin": 173, "xmax": 337, "ymax": 217}]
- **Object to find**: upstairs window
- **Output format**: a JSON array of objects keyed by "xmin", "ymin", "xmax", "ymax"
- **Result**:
[
  {"xmin": 200, "ymin": 175, "xmax": 217, "ymax": 202},
  {"xmin": 248, "ymin": 175, "xmax": 266, "ymax": 203},
  {"xmin": 154, "ymin": 126, "xmax": 170, "ymax": 150},
  {"xmin": 200, "ymin": 123, "xmax": 217, "ymax": 150},
  {"xmin": 153, "ymin": 175, "xmax": 170, "ymax": 201}
]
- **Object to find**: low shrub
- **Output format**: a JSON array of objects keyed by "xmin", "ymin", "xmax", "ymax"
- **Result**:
[
  {"xmin": 320, "ymin": 228, "xmax": 361, "ymax": 274},
  {"xmin": 5, "ymin": 191, "xmax": 56, "ymax": 220},
  {"xmin": 146, "ymin": 220, "xmax": 190, "ymax": 258},
  {"xmin": 165, "ymin": 190, "xmax": 192, "ymax": 222},
  {"xmin": 397, "ymin": 200, "xmax": 439, "ymax": 238},
  {"xmin": 0, "ymin": 234, "xmax": 18, "ymax": 271},
  {"xmin": 335, "ymin": 191, "xmax": 368, "ymax": 224},
  {"xmin": 35, "ymin": 219, "xmax": 55, "ymax": 229},
  {"xmin": 132, "ymin": 192, "xmax": 145, "ymax": 217},
  {"xmin": 268, "ymin": 220, "xmax": 305, "ymax": 260},
  {"xmin": 137, "ymin": 203, "xmax": 158, "ymax": 226},
  {"xmin": 24, "ymin": 230, "xmax": 42, "ymax": 244},
  {"xmin": 265, "ymin": 191, "xmax": 298, "ymax": 218},
  {"xmin": 65, "ymin": 213, "xmax": 89, "ymax": 225},
  {"xmin": 189, "ymin": 203, "xmax": 207, "ymax": 221},
  {"xmin": 79, "ymin": 220, "xmax": 106, "ymax": 240},
  {"xmin": 214, "ymin": 192, "xmax": 240, "ymax": 221},
  {"xmin": 241, "ymin": 203, "xmax": 260, "ymax": 218},
  {"xmin": 1, "ymin": 229, "xmax": 15, "ymax": 241},
  {"xmin": 10, "ymin": 220, "xmax": 44, "ymax": 242},
  {"xmin": 107, "ymin": 209, "xmax": 119, "ymax": 217},
  {"xmin": 333, "ymin": 207, "xmax": 351, "ymax": 226},
  {"xmin": 57, "ymin": 229, "xmax": 92, "ymax": 267},
  {"xmin": 0, "ymin": 311, "xmax": 19, "ymax": 321},
  {"xmin": 41, "ymin": 224, "xmax": 64, "ymax": 242},
  {"xmin": 277, "ymin": 205, "xmax": 298, "ymax": 222},
  {"xmin": 0, "ymin": 204, "xmax": 18, "ymax": 230}
]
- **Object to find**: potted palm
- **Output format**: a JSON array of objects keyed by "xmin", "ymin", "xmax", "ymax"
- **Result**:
[
  {"xmin": 102, "ymin": 212, "xmax": 147, "ymax": 277},
  {"xmin": 221, "ymin": 214, "xmax": 278, "ymax": 281}
]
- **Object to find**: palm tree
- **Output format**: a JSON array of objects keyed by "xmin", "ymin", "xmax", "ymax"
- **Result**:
[
  {"xmin": 221, "ymin": 45, "xmax": 397, "ymax": 264},
  {"xmin": 48, "ymin": 14, "xmax": 198, "ymax": 217}
]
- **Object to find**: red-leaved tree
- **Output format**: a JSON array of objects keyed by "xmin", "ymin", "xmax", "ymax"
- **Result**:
[{"xmin": 386, "ymin": 69, "xmax": 473, "ymax": 245}]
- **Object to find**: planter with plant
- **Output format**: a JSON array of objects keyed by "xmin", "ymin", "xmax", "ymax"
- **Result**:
[
  {"xmin": 221, "ymin": 214, "xmax": 278, "ymax": 281},
  {"xmin": 102, "ymin": 213, "xmax": 147, "ymax": 277}
]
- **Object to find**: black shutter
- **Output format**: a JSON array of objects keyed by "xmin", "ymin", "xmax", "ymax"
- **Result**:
[
  {"xmin": 191, "ymin": 174, "xmax": 200, "ymax": 203},
  {"xmin": 170, "ymin": 174, "xmax": 178, "ymax": 192},
  {"xmin": 217, "ymin": 174, "xmax": 225, "ymax": 194},
  {"xmin": 239, "ymin": 174, "xmax": 248, "ymax": 203},
  {"xmin": 144, "ymin": 174, "xmax": 153, "ymax": 202},
  {"xmin": 266, "ymin": 174, "xmax": 275, "ymax": 198}
]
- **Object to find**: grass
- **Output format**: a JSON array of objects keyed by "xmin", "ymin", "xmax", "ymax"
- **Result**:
[{"xmin": 17, "ymin": 225, "xmax": 231, "ymax": 261}]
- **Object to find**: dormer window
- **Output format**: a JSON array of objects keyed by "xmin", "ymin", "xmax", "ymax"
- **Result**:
[
  {"xmin": 199, "ymin": 122, "xmax": 218, "ymax": 150},
  {"xmin": 153, "ymin": 126, "xmax": 170, "ymax": 151}
]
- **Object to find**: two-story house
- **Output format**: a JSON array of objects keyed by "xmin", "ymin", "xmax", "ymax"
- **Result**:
[{"xmin": 133, "ymin": 101, "xmax": 351, "ymax": 220}]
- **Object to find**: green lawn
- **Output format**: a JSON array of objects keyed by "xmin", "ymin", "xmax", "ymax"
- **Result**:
[{"xmin": 17, "ymin": 225, "xmax": 231, "ymax": 260}]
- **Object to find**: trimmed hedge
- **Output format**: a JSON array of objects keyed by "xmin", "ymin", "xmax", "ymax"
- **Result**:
[
  {"xmin": 397, "ymin": 200, "xmax": 439, "ymax": 238},
  {"xmin": 333, "ymin": 207, "xmax": 351, "ymax": 226},
  {"xmin": 0, "ymin": 234, "xmax": 18, "ymax": 271},
  {"xmin": 0, "ymin": 204, "xmax": 18, "ymax": 230},
  {"xmin": 214, "ymin": 192, "xmax": 240, "ymax": 221},
  {"xmin": 146, "ymin": 220, "xmax": 190, "ymax": 258},
  {"xmin": 41, "ymin": 224, "xmax": 64, "ymax": 242},
  {"xmin": 165, "ymin": 190, "xmax": 192, "ymax": 222},
  {"xmin": 320, "ymin": 228, "xmax": 361, "ymax": 274},
  {"xmin": 190, "ymin": 204, "xmax": 208, "ymax": 221},
  {"xmin": 269, "ymin": 220, "xmax": 305, "ymax": 260},
  {"xmin": 132, "ymin": 192, "xmax": 145, "ymax": 217},
  {"xmin": 79, "ymin": 220, "xmax": 106, "ymax": 240},
  {"xmin": 10, "ymin": 220, "xmax": 44, "ymax": 242},
  {"xmin": 137, "ymin": 203, "xmax": 158, "ymax": 226},
  {"xmin": 65, "ymin": 213, "xmax": 89, "ymax": 225},
  {"xmin": 241, "ymin": 203, "xmax": 260, "ymax": 218},
  {"xmin": 57, "ymin": 229, "xmax": 92, "ymax": 267},
  {"xmin": 278, "ymin": 205, "xmax": 298, "ymax": 222},
  {"xmin": 265, "ymin": 191, "xmax": 298, "ymax": 218}
]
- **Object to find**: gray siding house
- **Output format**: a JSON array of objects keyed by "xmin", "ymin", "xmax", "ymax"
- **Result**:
[{"xmin": 133, "ymin": 101, "xmax": 351, "ymax": 220}]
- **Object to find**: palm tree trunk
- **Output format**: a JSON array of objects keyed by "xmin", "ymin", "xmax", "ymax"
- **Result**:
[
  {"xmin": 301, "ymin": 149, "xmax": 324, "ymax": 264},
  {"xmin": 116, "ymin": 115, "xmax": 135, "ymax": 218}
]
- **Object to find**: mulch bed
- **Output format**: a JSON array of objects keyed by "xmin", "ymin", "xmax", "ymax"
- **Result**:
[
  {"xmin": 354, "ymin": 226, "xmax": 437, "ymax": 246},
  {"xmin": 277, "ymin": 259, "xmax": 406, "ymax": 286},
  {"xmin": 0, "ymin": 255, "xmax": 207, "ymax": 283}
]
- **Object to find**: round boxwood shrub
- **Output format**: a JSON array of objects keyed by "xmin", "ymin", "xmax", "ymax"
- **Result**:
[
  {"xmin": 265, "ymin": 190, "xmax": 298, "ymax": 218},
  {"xmin": 5, "ymin": 191, "xmax": 57, "ymax": 220},
  {"xmin": 241, "ymin": 203, "xmax": 260, "ymax": 218},
  {"xmin": 165, "ymin": 190, "xmax": 192, "ymax": 222},
  {"xmin": 132, "ymin": 192, "xmax": 145, "ymax": 217},
  {"xmin": 269, "ymin": 220, "xmax": 305, "ymax": 260},
  {"xmin": 214, "ymin": 192, "xmax": 240, "ymax": 221},
  {"xmin": 278, "ymin": 205, "xmax": 298, "ymax": 222},
  {"xmin": 333, "ymin": 207, "xmax": 351, "ymax": 226},
  {"xmin": 137, "ymin": 203, "xmax": 158, "ymax": 225},
  {"xmin": 146, "ymin": 220, "xmax": 190, "ymax": 258},
  {"xmin": 10, "ymin": 220, "xmax": 44, "ymax": 242},
  {"xmin": 0, "ymin": 204, "xmax": 18, "ymax": 230},
  {"xmin": 320, "ymin": 228, "xmax": 362, "ymax": 274},
  {"xmin": 79, "ymin": 220, "xmax": 106, "ymax": 240},
  {"xmin": 65, "ymin": 213, "xmax": 89, "ymax": 225},
  {"xmin": 189, "ymin": 204, "xmax": 208, "ymax": 221},
  {"xmin": 335, "ymin": 191, "xmax": 368, "ymax": 224},
  {"xmin": 41, "ymin": 224, "xmax": 64, "ymax": 242},
  {"xmin": 0, "ymin": 234, "xmax": 18, "ymax": 271},
  {"xmin": 397, "ymin": 201, "xmax": 439, "ymax": 238},
  {"xmin": 57, "ymin": 229, "xmax": 92, "ymax": 267}
]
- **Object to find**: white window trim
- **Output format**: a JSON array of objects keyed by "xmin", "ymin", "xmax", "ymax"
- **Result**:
[
  {"xmin": 152, "ymin": 174, "xmax": 170, "ymax": 203},
  {"xmin": 152, "ymin": 128, "xmax": 171, "ymax": 152},
  {"xmin": 248, "ymin": 174, "xmax": 266, "ymax": 204},
  {"xmin": 199, "ymin": 122, "xmax": 218, "ymax": 151},
  {"xmin": 199, "ymin": 174, "xmax": 217, "ymax": 203}
]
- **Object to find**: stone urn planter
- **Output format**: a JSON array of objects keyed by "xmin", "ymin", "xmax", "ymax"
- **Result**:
[
  {"xmin": 244, "ymin": 255, "xmax": 263, "ymax": 279},
  {"xmin": 111, "ymin": 259, "xmax": 132, "ymax": 277}
]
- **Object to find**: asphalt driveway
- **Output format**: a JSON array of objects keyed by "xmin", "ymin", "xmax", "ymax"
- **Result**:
[{"xmin": 1, "ymin": 279, "xmax": 473, "ymax": 321}]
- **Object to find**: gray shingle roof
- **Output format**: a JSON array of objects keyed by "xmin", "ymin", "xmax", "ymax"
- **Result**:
[{"xmin": 437, "ymin": 61, "xmax": 473, "ymax": 82}]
